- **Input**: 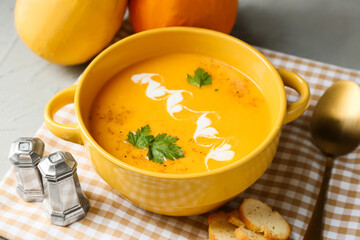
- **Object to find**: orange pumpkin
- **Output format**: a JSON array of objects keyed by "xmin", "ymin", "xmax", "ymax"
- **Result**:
[{"xmin": 129, "ymin": 0, "xmax": 238, "ymax": 34}]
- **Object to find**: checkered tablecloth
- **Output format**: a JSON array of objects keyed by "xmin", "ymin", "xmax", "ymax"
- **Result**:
[{"xmin": 1, "ymin": 23, "xmax": 360, "ymax": 240}]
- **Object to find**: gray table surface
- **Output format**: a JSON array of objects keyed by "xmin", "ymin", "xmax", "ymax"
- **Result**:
[{"xmin": 1, "ymin": 0, "xmax": 360, "ymax": 182}]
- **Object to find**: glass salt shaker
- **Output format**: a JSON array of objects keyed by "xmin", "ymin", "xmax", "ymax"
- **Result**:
[
  {"xmin": 38, "ymin": 151, "xmax": 90, "ymax": 226},
  {"xmin": 8, "ymin": 137, "xmax": 45, "ymax": 201}
]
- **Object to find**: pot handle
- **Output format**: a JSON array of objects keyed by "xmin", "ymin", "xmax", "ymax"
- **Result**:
[
  {"xmin": 277, "ymin": 69, "xmax": 311, "ymax": 124},
  {"xmin": 44, "ymin": 85, "xmax": 83, "ymax": 145}
]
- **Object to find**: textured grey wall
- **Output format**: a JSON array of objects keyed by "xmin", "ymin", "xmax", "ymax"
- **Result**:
[{"xmin": 232, "ymin": 0, "xmax": 360, "ymax": 70}]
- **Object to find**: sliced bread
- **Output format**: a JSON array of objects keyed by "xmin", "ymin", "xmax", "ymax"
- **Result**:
[
  {"xmin": 235, "ymin": 225, "xmax": 267, "ymax": 240},
  {"xmin": 208, "ymin": 211, "xmax": 238, "ymax": 240},
  {"xmin": 229, "ymin": 209, "xmax": 267, "ymax": 240},
  {"xmin": 228, "ymin": 209, "xmax": 245, "ymax": 227},
  {"xmin": 239, "ymin": 198, "xmax": 291, "ymax": 240}
]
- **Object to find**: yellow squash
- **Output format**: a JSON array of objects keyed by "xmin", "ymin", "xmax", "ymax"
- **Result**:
[{"xmin": 15, "ymin": 0, "xmax": 128, "ymax": 65}]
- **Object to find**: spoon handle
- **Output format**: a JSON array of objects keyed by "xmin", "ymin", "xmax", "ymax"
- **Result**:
[{"xmin": 303, "ymin": 157, "xmax": 334, "ymax": 240}]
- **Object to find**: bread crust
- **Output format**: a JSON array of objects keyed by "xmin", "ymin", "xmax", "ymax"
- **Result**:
[
  {"xmin": 235, "ymin": 225, "xmax": 268, "ymax": 240},
  {"xmin": 235, "ymin": 227, "xmax": 253, "ymax": 240},
  {"xmin": 208, "ymin": 211, "xmax": 237, "ymax": 240},
  {"xmin": 228, "ymin": 209, "xmax": 245, "ymax": 227}
]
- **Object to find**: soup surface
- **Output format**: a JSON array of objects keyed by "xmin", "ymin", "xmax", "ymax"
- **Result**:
[{"xmin": 89, "ymin": 53, "xmax": 272, "ymax": 174}]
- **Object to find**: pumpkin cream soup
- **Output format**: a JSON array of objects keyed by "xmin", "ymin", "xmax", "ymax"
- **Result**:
[{"xmin": 89, "ymin": 53, "xmax": 272, "ymax": 174}]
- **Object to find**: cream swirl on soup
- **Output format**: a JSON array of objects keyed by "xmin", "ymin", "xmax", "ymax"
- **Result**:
[{"xmin": 131, "ymin": 73, "xmax": 235, "ymax": 170}]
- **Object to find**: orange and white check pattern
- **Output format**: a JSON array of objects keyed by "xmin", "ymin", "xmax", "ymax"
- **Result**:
[{"xmin": 1, "ymin": 25, "xmax": 360, "ymax": 240}]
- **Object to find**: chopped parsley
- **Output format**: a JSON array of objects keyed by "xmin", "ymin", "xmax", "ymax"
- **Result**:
[
  {"xmin": 187, "ymin": 68, "xmax": 212, "ymax": 87},
  {"xmin": 127, "ymin": 125, "xmax": 184, "ymax": 164},
  {"xmin": 127, "ymin": 125, "xmax": 154, "ymax": 149}
]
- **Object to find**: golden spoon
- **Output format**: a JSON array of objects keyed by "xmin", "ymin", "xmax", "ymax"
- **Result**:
[{"xmin": 304, "ymin": 80, "xmax": 360, "ymax": 239}]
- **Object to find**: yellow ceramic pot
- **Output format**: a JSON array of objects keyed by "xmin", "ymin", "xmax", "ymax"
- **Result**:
[{"xmin": 44, "ymin": 27, "xmax": 310, "ymax": 216}]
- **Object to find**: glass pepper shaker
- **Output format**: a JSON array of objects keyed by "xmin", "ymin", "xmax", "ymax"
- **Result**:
[
  {"xmin": 38, "ymin": 151, "xmax": 90, "ymax": 226},
  {"xmin": 8, "ymin": 137, "xmax": 45, "ymax": 201}
]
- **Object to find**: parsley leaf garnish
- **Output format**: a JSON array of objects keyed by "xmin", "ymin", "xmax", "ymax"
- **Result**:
[
  {"xmin": 127, "ymin": 126, "xmax": 184, "ymax": 164},
  {"xmin": 127, "ymin": 125, "xmax": 154, "ymax": 149},
  {"xmin": 147, "ymin": 134, "xmax": 184, "ymax": 164},
  {"xmin": 187, "ymin": 68, "xmax": 212, "ymax": 87}
]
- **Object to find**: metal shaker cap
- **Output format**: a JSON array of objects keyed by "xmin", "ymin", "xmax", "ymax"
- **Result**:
[
  {"xmin": 8, "ymin": 137, "xmax": 44, "ymax": 166},
  {"xmin": 38, "ymin": 151, "xmax": 77, "ymax": 182}
]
